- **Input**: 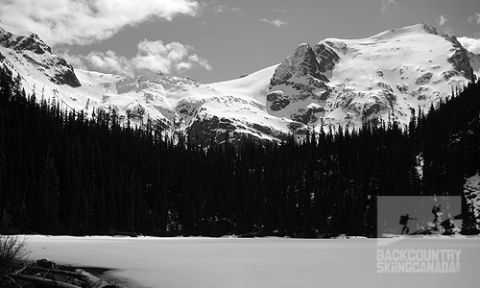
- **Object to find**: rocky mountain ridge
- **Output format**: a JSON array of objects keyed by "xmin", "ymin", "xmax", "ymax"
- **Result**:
[{"xmin": 0, "ymin": 23, "xmax": 477, "ymax": 143}]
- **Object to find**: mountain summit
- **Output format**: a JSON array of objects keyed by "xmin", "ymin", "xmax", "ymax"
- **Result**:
[
  {"xmin": 0, "ymin": 23, "xmax": 81, "ymax": 87},
  {"xmin": 0, "ymin": 23, "xmax": 476, "ymax": 143},
  {"xmin": 267, "ymin": 24, "xmax": 474, "ymax": 127}
]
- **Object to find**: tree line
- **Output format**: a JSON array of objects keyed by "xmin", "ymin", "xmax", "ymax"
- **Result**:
[{"xmin": 0, "ymin": 64, "xmax": 479, "ymax": 237}]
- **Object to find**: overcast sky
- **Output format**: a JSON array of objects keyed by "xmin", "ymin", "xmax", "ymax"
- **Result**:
[{"xmin": 1, "ymin": 0, "xmax": 479, "ymax": 82}]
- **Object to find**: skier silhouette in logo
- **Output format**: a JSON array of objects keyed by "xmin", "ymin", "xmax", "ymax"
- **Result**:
[
  {"xmin": 441, "ymin": 218, "xmax": 455, "ymax": 235},
  {"xmin": 431, "ymin": 204, "xmax": 442, "ymax": 231},
  {"xmin": 399, "ymin": 213, "xmax": 416, "ymax": 235}
]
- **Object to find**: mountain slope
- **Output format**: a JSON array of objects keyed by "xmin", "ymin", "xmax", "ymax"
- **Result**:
[
  {"xmin": 267, "ymin": 24, "xmax": 474, "ymax": 128},
  {"xmin": 0, "ymin": 23, "xmax": 475, "ymax": 143},
  {"xmin": 0, "ymin": 23, "xmax": 300, "ymax": 142}
]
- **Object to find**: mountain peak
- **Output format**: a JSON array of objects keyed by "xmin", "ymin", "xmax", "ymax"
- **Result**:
[
  {"xmin": 270, "ymin": 42, "xmax": 327, "ymax": 87},
  {"xmin": 0, "ymin": 23, "xmax": 81, "ymax": 88},
  {"xmin": 420, "ymin": 23, "xmax": 439, "ymax": 35},
  {"xmin": 0, "ymin": 22, "xmax": 33, "ymax": 38},
  {"xmin": 266, "ymin": 23, "xmax": 474, "ymax": 127},
  {"xmin": 0, "ymin": 23, "xmax": 51, "ymax": 55},
  {"xmin": 290, "ymin": 43, "xmax": 321, "ymax": 74}
]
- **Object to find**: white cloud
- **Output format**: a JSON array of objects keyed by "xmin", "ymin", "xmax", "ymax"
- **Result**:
[
  {"xmin": 88, "ymin": 51, "xmax": 132, "ymax": 75},
  {"xmin": 380, "ymin": 0, "xmax": 397, "ymax": 14},
  {"xmin": 62, "ymin": 39, "xmax": 211, "ymax": 75},
  {"xmin": 458, "ymin": 37, "xmax": 480, "ymax": 54},
  {"xmin": 212, "ymin": 5, "xmax": 243, "ymax": 16},
  {"xmin": 176, "ymin": 62, "xmax": 193, "ymax": 72},
  {"xmin": 61, "ymin": 50, "xmax": 133, "ymax": 75},
  {"xmin": 436, "ymin": 15, "xmax": 449, "ymax": 27},
  {"xmin": 467, "ymin": 13, "xmax": 480, "ymax": 25},
  {"xmin": 132, "ymin": 40, "xmax": 211, "ymax": 73},
  {"xmin": 260, "ymin": 18, "xmax": 288, "ymax": 28},
  {"xmin": 187, "ymin": 54, "xmax": 211, "ymax": 71},
  {"xmin": 0, "ymin": 0, "xmax": 199, "ymax": 45}
]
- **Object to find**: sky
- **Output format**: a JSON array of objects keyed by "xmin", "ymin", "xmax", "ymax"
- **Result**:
[{"xmin": 0, "ymin": 0, "xmax": 479, "ymax": 83}]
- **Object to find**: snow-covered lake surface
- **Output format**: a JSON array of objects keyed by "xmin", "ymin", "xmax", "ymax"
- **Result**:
[{"xmin": 25, "ymin": 236, "xmax": 480, "ymax": 288}]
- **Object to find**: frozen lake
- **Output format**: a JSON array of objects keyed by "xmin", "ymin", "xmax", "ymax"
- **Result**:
[{"xmin": 25, "ymin": 236, "xmax": 480, "ymax": 288}]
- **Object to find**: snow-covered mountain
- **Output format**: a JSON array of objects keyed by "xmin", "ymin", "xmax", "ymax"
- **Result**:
[
  {"xmin": 0, "ymin": 22, "xmax": 299, "ymax": 143},
  {"xmin": 0, "ymin": 23, "xmax": 476, "ymax": 143},
  {"xmin": 267, "ymin": 24, "xmax": 474, "ymax": 127}
]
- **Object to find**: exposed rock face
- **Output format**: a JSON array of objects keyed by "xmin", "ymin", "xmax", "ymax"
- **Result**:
[
  {"xmin": 447, "ymin": 37, "xmax": 475, "ymax": 82},
  {"xmin": 270, "ymin": 43, "xmax": 328, "ymax": 87},
  {"xmin": 51, "ymin": 58, "xmax": 81, "ymax": 87},
  {"xmin": 186, "ymin": 114, "xmax": 298, "ymax": 145},
  {"xmin": 467, "ymin": 52, "xmax": 480, "ymax": 80},
  {"xmin": 267, "ymin": 44, "xmax": 332, "ymax": 124},
  {"xmin": 0, "ymin": 24, "xmax": 81, "ymax": 87},
  {"xmin": 0, "ymin": 31, "xmax": 51, "ymax": 54},
  {"xmin": 266, "ymin": 91, "xmax": 290, "ymax": 111},
  {"xmin": 415, "ymin": 72, "xmax": 433, "ymax": 85},
  {"xmin": 312, "ymin": 42, "xmax": 340, "ymax": 74},
  {"xmin": 187, "ymin": 116, "xmax": 246, "ymax": 144}
]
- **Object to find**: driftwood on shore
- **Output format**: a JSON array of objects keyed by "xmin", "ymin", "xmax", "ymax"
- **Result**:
[{"xmin": 2, "ymin": 259, "xmax": 120, "ymax": 288}]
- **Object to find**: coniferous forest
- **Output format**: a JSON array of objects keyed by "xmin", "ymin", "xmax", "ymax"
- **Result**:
[{"xmin": 0, "ymin": 64, "xmax": 479, "ymax": 237}]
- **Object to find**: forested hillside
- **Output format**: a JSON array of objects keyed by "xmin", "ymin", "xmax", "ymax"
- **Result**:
[{"xmin": 0, "ymin": 64, "xmax": 479, "ymax": 237}]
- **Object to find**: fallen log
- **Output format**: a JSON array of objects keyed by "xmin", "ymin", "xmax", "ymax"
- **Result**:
[
  {"xmin": 13, "ymin": 264, "xmax": 86, "ymax": 278},
  {"xmin": 11, "ymin": 273, "xmax": 83, "ymax": 288},
  {"xmin": 8, "ymin": 260, "xmax": 121, "ymax": 287}
]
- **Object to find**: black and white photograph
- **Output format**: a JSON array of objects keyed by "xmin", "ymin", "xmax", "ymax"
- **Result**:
[{"xmin": 0, "ymin": 0, "xmax": 479, "ymax": 287}]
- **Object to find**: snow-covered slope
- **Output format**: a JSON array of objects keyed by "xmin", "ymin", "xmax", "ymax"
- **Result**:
[
  {"xmin": 0, "ymin": 23, "xmax": 475, "ymax": 143},
  {"xmin": 267, "ymin": 24, "xmax": 474, "ymax": 128},
  {"xmin": 0, "ymin": 22, "xmax": 299, "ymax": 142}
]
